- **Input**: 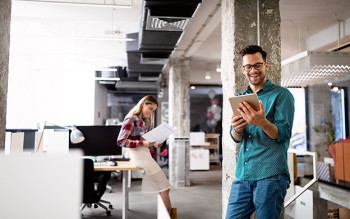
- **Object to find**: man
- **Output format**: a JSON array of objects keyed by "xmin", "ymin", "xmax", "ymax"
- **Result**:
[{"xmin": 226, "ymin": 45, "xmax": 295, "ymax": 219}]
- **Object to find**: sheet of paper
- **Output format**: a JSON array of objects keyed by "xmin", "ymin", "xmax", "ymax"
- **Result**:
[{"xmin": 142, "ymin": 123, "xmax": 174, "ymax": 145}]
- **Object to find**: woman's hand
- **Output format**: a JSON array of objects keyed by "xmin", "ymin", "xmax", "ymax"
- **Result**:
[
  {"xmin": 155, "ymin": 143, "xmax": 163, "ymax": 148},
  {"xmin": 143, "ymin": 140, "xmax": 156, "ymax": 148}
]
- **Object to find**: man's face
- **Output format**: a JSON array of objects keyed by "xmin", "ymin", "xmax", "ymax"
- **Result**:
[{"xmin": 242, "ymin": 52, "xmax": 269, "ymax": 86}]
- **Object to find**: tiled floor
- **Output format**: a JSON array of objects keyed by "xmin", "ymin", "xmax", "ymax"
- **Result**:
[{"xmin": 82, "ymin": 165, "xmax": 222, "ymax": 219}]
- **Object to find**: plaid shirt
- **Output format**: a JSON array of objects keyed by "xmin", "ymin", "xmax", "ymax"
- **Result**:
[{"xmin": 117, "ymin": 114, "xmax": 147, "ymax": 148}]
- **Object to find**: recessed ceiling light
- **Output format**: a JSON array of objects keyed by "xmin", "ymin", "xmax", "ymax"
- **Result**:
[
  {"xmin": 205, "ymin": 72, "xmax": 211, "ymax": 80},
  {"xmin": 216, "ymin": 64, "xmax": 221, "ymax": 72}
]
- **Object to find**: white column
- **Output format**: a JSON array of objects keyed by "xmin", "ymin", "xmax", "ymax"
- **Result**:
[{"xmin": 168, "ymin": 58, "xmax": 191, "ymax": 187}]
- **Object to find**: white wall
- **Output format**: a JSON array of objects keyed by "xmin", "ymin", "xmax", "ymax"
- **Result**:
[
  {"xmin": 6, "ymin": 2, "xmax": 139, "ymax": 128},
  {"xmin": 306, "ymin": 17, "xmax": 350, "ymax": 50},
  {"xmin": 7, "ymin": 48, "xmax": 96, "ymax": 128}
]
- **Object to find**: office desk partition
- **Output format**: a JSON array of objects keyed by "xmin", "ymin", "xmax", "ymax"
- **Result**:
[
  {"xmin": 0, "ymin": 152, "xmax": 83, "ymax": 219},
  {"xmin": 94, "ymin": 161, "xmax": 143, "ymax": 219}
]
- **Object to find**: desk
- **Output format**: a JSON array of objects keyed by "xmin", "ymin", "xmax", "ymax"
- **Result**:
[{"xmin": 94, "ymin": 161, "xmax": 143, "ymax": 219}]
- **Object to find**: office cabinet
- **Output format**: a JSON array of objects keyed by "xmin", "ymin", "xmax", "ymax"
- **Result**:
[
  {"xmin": 189, "ymin": 132, "xmax": 209, "ymax": 170},
  {"xmin": 189, "ymin": 132, "xmax": 221, "ymax": 170},
  {"xmin": 190, "ymin": 149, "xmax": 210, "ymax": 170},
  {"xmin": 204, "ymin": 133, "xmax": 221, "ymax": 165}
]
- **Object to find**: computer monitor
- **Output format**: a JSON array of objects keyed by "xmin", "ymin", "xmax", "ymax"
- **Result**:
[{"xmin": 69, "ymin": 125, "xmax": 122, "ymax": 157}]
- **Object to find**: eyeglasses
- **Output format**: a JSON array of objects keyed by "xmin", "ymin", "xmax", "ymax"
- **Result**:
[{"xmin": 242, "ymin": 62, "xmax": 265, "ymax": 72}]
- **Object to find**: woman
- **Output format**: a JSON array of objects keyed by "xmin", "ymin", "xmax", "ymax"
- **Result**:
[{"xmin": 117, "ymin": 95, "xmax": 176, "ymax": 218}]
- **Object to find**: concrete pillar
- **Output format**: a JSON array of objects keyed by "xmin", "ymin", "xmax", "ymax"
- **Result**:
[
  {"xmin": 0, "ymin": 0, "xmax": 11, "ymax": 150},
  {"xmin": 168, "ymin": 58, "xmax": 191, "ymax": 187},
  {"xmin": 221, "ymin": 0, "xmax": 281, "ymax": 218}
]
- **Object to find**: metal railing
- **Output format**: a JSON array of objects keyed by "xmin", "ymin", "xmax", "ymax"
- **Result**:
[{"xmin": 284, "ymin": 149, "xmax": 318, "ymax": 208}]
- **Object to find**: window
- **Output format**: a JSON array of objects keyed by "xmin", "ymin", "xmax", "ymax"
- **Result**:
[{"xmin": 288, "ymin": 88, "xmax": 307, "ymax": 151}]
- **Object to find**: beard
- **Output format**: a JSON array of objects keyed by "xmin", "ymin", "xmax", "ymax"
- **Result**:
[{"xmin": 248, "ymin": 72, "xmax": 265, "ymax": 85}]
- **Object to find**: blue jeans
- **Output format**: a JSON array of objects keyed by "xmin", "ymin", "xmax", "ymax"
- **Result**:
[{"xmin": 226, "ymin": 174, "xmax": 290, "ymax": 219}]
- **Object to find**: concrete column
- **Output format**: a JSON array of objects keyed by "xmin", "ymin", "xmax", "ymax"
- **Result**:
[
  {"xmin": 221, "ymin": 0, "xmax": 281, "ymax": 218},
  {"xmin": 0, "ymin": 0, "xmax": 12, "ymax": 149},
  {"xmin": 168, "ymin": 58, "xmax": 191, "ymax": 187}
]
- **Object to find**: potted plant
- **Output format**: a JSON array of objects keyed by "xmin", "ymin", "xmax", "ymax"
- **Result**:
[{"xmin": 313, "ymin": 120, "xmax": 336, "ymax": 159}]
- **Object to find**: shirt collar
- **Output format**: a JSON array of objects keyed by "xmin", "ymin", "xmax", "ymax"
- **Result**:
[{"xmin": 244, "ymin": 79, "xmax": 272, "ymax": 94}]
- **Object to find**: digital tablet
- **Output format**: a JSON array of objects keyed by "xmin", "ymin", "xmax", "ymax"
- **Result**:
[{"xmin": 229, "ymin": 93, "xmax": 260, "ymax": 115}]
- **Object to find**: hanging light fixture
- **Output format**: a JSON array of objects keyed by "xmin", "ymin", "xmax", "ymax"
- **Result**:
[
  {"xmin": 281, "ymin": 51, "xmax": 350, "ymax": 87},
  {"xmin": 102, "ymin": 8, "xmax": 135, "ymax": 41}
]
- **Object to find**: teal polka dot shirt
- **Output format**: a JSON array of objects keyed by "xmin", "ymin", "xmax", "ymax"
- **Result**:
[{"xmin": 231, "ymin": 80, "xmax": 295, "ymax": 180}]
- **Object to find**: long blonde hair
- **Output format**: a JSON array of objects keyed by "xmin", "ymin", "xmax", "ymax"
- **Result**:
[{"xmin": 128, "ymin": 95, "xmax": 158, "ymax": 130}]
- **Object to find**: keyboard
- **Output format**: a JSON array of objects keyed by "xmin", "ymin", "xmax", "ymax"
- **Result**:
[
  {"xmin": 104, "ymin": 157, "xmax": 130, "ymax": 162},
  {"xmin": 94, "ymin": 161, "xmax": 115, "ymax": 166},
  {"xmin": 111, "ymin": 157, "xmax": 130, "ymax": 161}
]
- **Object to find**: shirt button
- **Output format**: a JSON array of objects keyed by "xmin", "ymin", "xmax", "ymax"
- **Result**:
[
  {"xmin": 246, "ymin": 148, "xmax": 249, "ymax": 151},
  {"xmin": 249, "ymin": 135, "xmax": 251, "ymax": 138},
  {"xmin": 244, "ymin": 162, "xmax": 247, "ymax": 165}
]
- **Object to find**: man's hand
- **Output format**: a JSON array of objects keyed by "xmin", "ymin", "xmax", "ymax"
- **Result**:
[
  {"xmin": 231, "ymin": 114, "xmax": 248, "ymax": 131},
  {"xmin": 238, "ymin": 101, "xmax": 278, "ymax": 139},
  {"xmin": 238, "ymin": 100, "xmax": 268, "ymax": 127},
  {"xmin": 230, "ymin": 114, "xmax": 248, "ymax": 141}
]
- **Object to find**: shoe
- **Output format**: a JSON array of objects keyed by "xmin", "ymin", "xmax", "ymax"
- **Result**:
[{"xmin": 169, "ymin": 208, "xmax": 177, "ymax": 219}]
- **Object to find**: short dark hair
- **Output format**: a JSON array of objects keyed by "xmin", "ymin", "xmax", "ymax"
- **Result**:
[{"xmin": 239, "ymin": 45, "xmax": 267, "ymax": 62}]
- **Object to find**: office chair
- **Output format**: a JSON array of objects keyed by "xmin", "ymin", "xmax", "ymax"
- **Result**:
[
  {"xmin": 106, "ymin": 170, "xmax": 122, "ymax": 193},
  {"xmin": 81, "ymin": 158, "xmax": 113, "ymax": 216},
  {"xmin": 159, "ymin": 143, "xmax": 169, "ymax": 169}
]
